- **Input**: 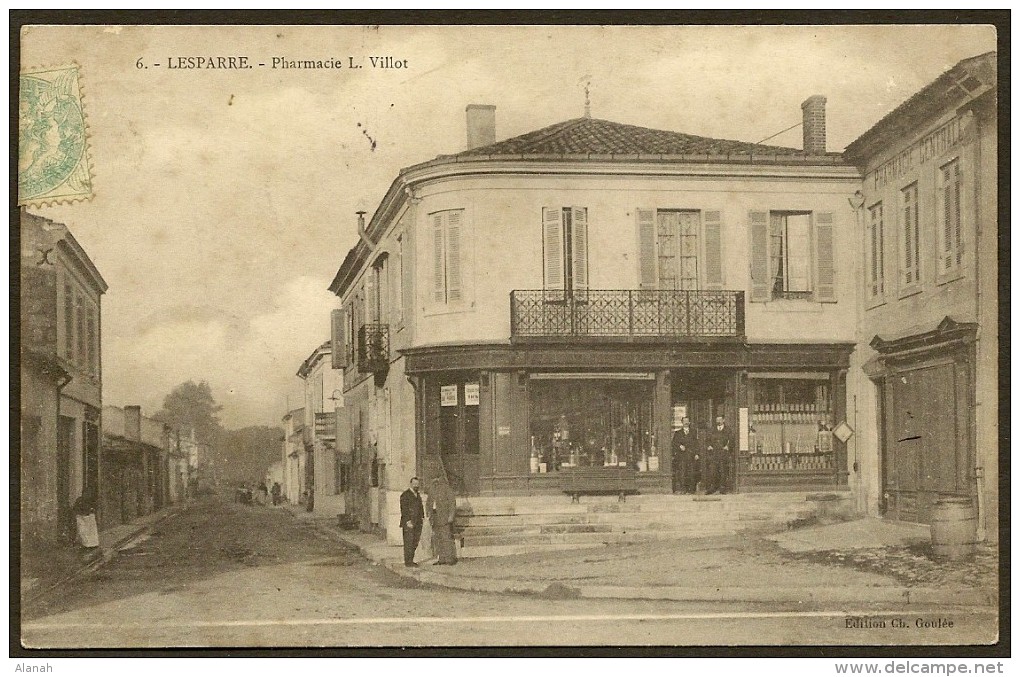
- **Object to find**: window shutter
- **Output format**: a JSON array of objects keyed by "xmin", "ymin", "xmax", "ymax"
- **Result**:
[
  {"xmin": 814, "ymin": 212, "xmax": 836, "ymax": 302},
  {"xmin": 365, "ymin": 272, "xmax": 377, "ymax": 323},
  {"xmin": 446, "ymin": 211, "xmax": 463, "ymax": 302},
  {"xmin": 749, "ymin": 210, "xmax": 770, "ymax": 302},
  {"xmin": 331, "ymin": 308, "xmax": 348, "ymax": 369},
  {"xmin": 636, "ymin": 208, "xmax": 657, "ymax": 289},
  {"xmin": 542, "ymin": 207, "xmax": 564, "ymax": 291},
  {"xmin": 571, "ymin": 207, "xmax": 589, "ymax": 291},
  {"xmin": 703, "ymin": 210, "xmax": 723, "ymax": 290},
  {"xmin": 431, "ymin": 213, "xmax": 445, "ymax": 303}
]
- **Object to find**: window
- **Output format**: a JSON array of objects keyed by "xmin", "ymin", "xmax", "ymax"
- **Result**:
[
  {"xmin": 63, "ymin": 283, "xmax": 74, "ymax": 362},
  {"xmin": 542, "ymin": 207, "xmax": 588, "ymax": 296},
  {"xmin": 392, "ymin": 235, "xmax": 404, "ymax": 326},
  {"xmin": 867, "ymin": 203, "xmax": 885, "ymax": 300},
  {"xmin": 770, "ymin": 212, "xmax": 812, "ymax": 298},
  {"xmin": 86, "ymin": 305, "xmax": 97, "ymax": 377},
  {"xmin": 430, "ymin": 209, "xmax": 464, "ymax": 304},
  {"xmin": 346, "ymin": 303, "xmax": 355, "ymax": 366},
  {"xmin": 937, "ymin": 158, "xmax": 963, "ymax": 275},
  {"xmin": 638, "ymin": 209, "xmax": 723, "ymax": 291},
  {"xmin": 900, "ymin": 183, "xmax": 921, "ymax": 289},
  {"xmin": 748, "ymin": 375, "xmax": 834, "ymax": 470},
  {"xmin": 75, "ymin": 293, "xmax": 85, "ymax": 369},
  {"xmin": 749, "ymin": 211, "xmax": 835, "ymax": 303}
]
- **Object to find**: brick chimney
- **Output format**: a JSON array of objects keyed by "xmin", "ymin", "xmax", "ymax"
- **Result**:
[
  {"xmin": 125, "ymin": 405, "xmax": 142, "ymax": 441},
  {"xmin": 466, "ymin": 104, "xmax": 496, "ymax": 150},
  {"xmin": 801, "ymin": 95, "xmax": 827, "ymax": 155}
]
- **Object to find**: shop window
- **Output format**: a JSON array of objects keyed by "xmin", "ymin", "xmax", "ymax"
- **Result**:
[
  {"xmin": 528, "ymin": 376, "xmax": 657, "ymax": 472},
  {"xmin": 748, "ymin": 376, "xmax": 833, "ymax": 471}
]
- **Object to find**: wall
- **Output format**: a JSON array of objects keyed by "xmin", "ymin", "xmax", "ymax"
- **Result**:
[
  {"xmin": 407, "ymin": 170, "xmax": 860, "ymax": 348},
  {"xmin": 20, "ymin": 365, "xmax": 62, "ymax": 543}
]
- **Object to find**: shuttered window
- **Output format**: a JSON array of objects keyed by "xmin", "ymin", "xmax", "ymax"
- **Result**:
[
  {"xmin": 331, "ymin": 308, "xmax": 348, "ymax": 369},
  {"xmin": 430, "ymin": 209, "xmax": 466, "ymax": 305},
  {"xmin": 542, "ymin": 207, "xmax": 588, "ymax": 295},
  {"xmin": 900, "ymin": 183, "xmax": 921, "ymax": 288},
  {"xmin": 937, "ymin": 159, "xmax": 963, "ymax": 276},
  {"xmin": 636, "ymin": 209, "xmax": 722, "ymax": 291},
  {"xmin": 867, "ymin": 203, "xmax": 885, "ymax": 300},
  {"xmin": 750, "ymin": 210, "xmax": 836, "ymax": 302}
]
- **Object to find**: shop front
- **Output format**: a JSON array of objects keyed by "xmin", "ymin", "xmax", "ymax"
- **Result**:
[{"xmin": 405, "ymin": 343, "xmax": 852, "ymax": 497}]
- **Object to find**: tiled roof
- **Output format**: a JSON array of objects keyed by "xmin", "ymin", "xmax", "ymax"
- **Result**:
[{"xmin": 452, "ymin": 116, "xmax": 819, "ymax": 158}]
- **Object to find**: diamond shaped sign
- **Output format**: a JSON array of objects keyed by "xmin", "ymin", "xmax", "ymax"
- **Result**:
[{"xmin": 833, "ymin": 421, "xmax": 854, "ymax": 444}]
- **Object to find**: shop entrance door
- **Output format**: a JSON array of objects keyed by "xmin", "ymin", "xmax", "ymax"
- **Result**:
[
  {"xmin": 672, "ymin": 370, "xmax": 732, "ymax": 434},
  {"xmin": 437, "ymin": 381, "xmax": 480, "ymax": 496},
  {"xmin": 57, "ymin": 416, "xmax": 75, "ymax": 541}
]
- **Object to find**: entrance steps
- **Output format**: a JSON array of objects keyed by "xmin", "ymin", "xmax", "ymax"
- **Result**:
[{"xmin": 454, "ymin": 492, "xmax": 852, "ymax": 552}]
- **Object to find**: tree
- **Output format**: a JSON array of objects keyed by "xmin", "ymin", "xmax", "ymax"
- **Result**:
[
  {"xmin": 219, "ymin": 426, "xmax": 285, "ymax": 485},
  {"xmin": 154, "ymin": 380, "xmax": 224, "ymax": 445}
]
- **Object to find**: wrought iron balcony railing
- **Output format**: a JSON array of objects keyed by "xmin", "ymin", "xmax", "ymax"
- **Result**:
[
  {"xmin": 510, "ymin": 289, "xmax": 745, "ymax": 340},
  {"xmin": 357, "ymin": 323, "xmax": 390, "ymax": 372}
]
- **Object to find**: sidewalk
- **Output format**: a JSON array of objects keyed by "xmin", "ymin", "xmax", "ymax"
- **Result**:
[
  {"xmin": 306, "ymin": 514, "xmax": 997, "ymax": 608},
  {"xmin": 21, "ymin": 503, "xmax": 186, "ymax": 604}
]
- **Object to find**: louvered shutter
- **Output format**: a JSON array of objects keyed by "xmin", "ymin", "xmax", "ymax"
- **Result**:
[
  {"xmin": 431, "ymin": 213, "xmax": 445, "ymax": 303},
  {"xmin": 749, "ymin": 211, "xmax": 770, "ymax": 302},
  {"xmin": 365, "ymin": 272, "xmax": 377, "ymax": 323},
  {"xmin": 814, "ymin": 212, "xmax": 836, "ymax": 302},
  {"xmin": 446, "ymin": 211, "xmax": 463, "ymax": 302},
  {"xmin": 636, "ymin": 208, "xmax": 657, "ymax": 289},
  {"xmin": 331, "ymin": 308, "xmax": 348, "ymax": 369},
  {"xmin": 542, "ymin": 207, "xmax": 564, "ymax": 292},
  {"xmin": 571, "ymin": 207, "xmax": 589, "ymax": 292},
  {"xmin": 703, "ymin": 210, "xmax": 723, "ymax": 290}
]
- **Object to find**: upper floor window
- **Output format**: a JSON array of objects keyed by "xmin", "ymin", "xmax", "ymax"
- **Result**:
[
  {"xmin": 749, "ymin": 210, "xmax": 835, "ymax": 303},
  {"xmin": 937, "ymin": 158, "xmax": 963, "ymax": 276},
  {"xmin": 636, "ymin": 209, "xmax": 724, "ymax": 291},
  {"xmin": 430, "ymin": 209, "xmax": 464, "ymax": 304},
  {"xmin": 867, "ymin": 203, "xmax": 885, "ymax": 300},
  {"xmin": 63, "ymin": 282, "xmax": 74, "ymax": 362},
  {"xmin": 542, "ymin": 207, "xmax": 588, "ymax": 296},
  {"xmin": 392, "ymin": 234, "xmax": 404, "ymax": 326},
  {"xmin": 900, "ymin": 183, "xmax": 921, "ymax": 289}
]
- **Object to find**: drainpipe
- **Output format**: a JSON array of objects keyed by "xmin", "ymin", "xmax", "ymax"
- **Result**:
[
  {"xmin": 847, "ymin": 190, "xmax": 866, "ymax": 517},
  {"xmin": 968, "ymin": 109, "xmax": 986, "ymax": 543}
]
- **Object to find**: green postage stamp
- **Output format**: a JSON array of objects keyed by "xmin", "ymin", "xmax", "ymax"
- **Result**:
[{"xmin": 19, "ymin": 64, "xmax": 94, "ymax": 206}]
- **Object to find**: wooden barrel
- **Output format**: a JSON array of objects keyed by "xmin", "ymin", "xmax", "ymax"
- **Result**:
[{"xmin": 930, "ymin": 497, "xmax": 978, "ymax": 559}]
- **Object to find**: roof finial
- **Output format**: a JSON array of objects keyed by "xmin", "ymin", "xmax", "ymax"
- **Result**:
[{"xmin": 584, "ymin": 81, "xmax": 591, "ymax": 118}]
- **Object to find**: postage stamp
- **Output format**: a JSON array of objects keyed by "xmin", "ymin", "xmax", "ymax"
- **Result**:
[{"xmin": 18, "ymin": 63, "xmax": 93, "ymax": 206}]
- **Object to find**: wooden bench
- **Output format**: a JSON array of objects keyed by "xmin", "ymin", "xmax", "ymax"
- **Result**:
[{"xmin": 561, "ymin": 467, "xmax": 639, "ymax": 502}]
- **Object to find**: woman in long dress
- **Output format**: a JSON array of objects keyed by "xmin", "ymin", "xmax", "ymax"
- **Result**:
[{"xmin": 427, "ymin": 478, "xmax": 458, "ymax": 565}]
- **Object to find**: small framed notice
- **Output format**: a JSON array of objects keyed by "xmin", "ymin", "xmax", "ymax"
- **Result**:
[
  {"xmin": 465, "ymin": 383, "xmax": 480, "ymax": 406},
  {"xmin": 739, "ymin": 407, "xmax": 749, "ymax": 451},
  {"xmin": 440, "ymin": 385, "xmax": 458, "ymax": 407}
]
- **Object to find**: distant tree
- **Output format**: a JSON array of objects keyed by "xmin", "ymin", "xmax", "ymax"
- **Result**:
[
  {"xmin": 219, "ymin": 426, "xmax": 285, "ymax": 484},
  {"xmin": 154, "ymin": 380, "xmax": 224, "ymax": 445}
]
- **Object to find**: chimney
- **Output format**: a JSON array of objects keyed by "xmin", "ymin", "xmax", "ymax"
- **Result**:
[
  {"xmin": 801, "ymin": 95, "xmax": 827, "ymax": 155},
  {"xmin": 465, "ymin": 104, "xmax": 496, "ymax": 150},
  {"xmin": 125, "ymin": 405, "xmax": 142, "ymax": 442}
]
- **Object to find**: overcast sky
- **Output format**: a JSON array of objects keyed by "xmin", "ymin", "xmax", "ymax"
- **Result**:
[{"xmin": 21, "ymin": 24, "xmax": 996, "ymax": 428}]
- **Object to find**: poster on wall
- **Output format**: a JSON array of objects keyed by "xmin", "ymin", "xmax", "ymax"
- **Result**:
[
  {"xmin": 465, "ymin": 383, "xmax": 480, "ymax": 406},
  {"xmin": 440, "ymin": 385, "xmax": 458, "ymax": 407}
]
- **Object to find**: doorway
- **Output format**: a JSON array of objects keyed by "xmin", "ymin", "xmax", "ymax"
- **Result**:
[
  {"xmin": 57, "ymin": 416, "xmax": 75, "ymax": 541},
  {"xmin": 436, "ymin": 381, "xmax": 480, "ymax": 496}
]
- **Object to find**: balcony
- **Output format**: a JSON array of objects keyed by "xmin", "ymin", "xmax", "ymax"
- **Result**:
[
  {"xmin": 357, "ymin": 323, "xmax": 390, "ymax": 373},
  {"xmin": 510, "ymin": 289, "xmax": 745, "ymax": 341}
]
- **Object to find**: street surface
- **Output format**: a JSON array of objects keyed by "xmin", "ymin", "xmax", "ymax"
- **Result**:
[{"xmin": 21, "ymin": 496, "xmax": 997, "ymax": 648}]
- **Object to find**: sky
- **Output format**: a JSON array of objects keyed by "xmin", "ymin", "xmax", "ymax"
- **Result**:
[{"xmin": 20, "ymin": 24, "xmax": 996, "ymax": 428}]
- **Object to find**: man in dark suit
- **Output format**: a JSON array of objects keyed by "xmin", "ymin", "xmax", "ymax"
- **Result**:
[
  {"xmin": 399, "ymin": 477, "xmax": 424, "ymax": 567},
  {"xmin": 705, "ymin": 415, "xmax": 733, "ymax": 494},
  {"xmin": 671, "ymin": 417, "xmax": 699, "ymax": 494}
]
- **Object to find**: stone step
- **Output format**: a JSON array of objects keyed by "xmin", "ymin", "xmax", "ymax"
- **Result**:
[
  {"xmin": 456, "ymin": 506, "xmax": 817, "ymax": 528},
  {"xmin": 462, "ymin": 527, "xmax": 750, "ymax": 548}
]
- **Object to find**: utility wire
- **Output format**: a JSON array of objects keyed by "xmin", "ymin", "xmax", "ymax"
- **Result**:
[{"xmin": 756, "ymin": 121, "xmax": 802, "ymax": 145}]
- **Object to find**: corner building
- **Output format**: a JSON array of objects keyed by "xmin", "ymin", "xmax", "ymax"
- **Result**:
[{"xmin": 330, "ymin": 101, "xmax": 863, "ymax": 543}]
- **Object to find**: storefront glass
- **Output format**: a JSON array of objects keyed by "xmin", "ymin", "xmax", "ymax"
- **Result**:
[
  {"xmin": 528, "ymin": 375, "xmax": 657, "ymax": 473},
  {"xmin": 748, "ymin": 376, "xmax": 833, "ymax": 471}
]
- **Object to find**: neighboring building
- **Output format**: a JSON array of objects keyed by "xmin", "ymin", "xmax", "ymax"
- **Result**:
[
  {"xmin": 101, "ymin": 405, "xmax": 171, "ymax": 527},
  {"xmin": 297, "ymin": 341, "xmax": 348, "ymax": 517},
  {"xmin": 329, "ymin": 101, "xmax": 862, "ymax": 543},
  {"xmin": 167, "ymin": 428, "xmax": 191, "ymax": 503},
  {"xmin": 844, "ymin": 52, "xmax": 998, "ymax": 537},
  {"xmin": 20, "ymin": 210, "xmax": 108, "ymax": 544},
  {"xmin": 265, "ymin": 460, "xmax": 285, "ymax": 495},
  {"xmin": 281, "ymin": 408, "xmax": 305, "ymax": 504}
]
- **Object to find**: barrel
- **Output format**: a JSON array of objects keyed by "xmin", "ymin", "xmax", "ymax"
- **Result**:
[{"xmin": 930, "ymin": 496, "xmax": 978, "ymax": 559}]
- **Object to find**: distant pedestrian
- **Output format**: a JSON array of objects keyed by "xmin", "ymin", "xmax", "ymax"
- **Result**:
[
  {"xmin": 256, "ymin": 482, "xmax": 269, "ymax": 506},
  {"xmin": 428, "ymin": 478, "xmax": 457, "ymax": 566},
  {"xmin": 399, "ymin": 477, "xmax": 424, "ymax": 567},
  {"xmin": 271, "ymin": 482, "xmax": 282, "ymax": 506}
]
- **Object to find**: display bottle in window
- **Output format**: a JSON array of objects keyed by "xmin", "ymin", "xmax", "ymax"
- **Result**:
[{"xmin": 530, "ymin": 436, "xmax": 539, "ymax": 474}]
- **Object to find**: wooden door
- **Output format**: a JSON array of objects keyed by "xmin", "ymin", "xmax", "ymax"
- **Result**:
[{"xmin": 435, "ymin": 380, "xmax": 481, "ymax": 496}]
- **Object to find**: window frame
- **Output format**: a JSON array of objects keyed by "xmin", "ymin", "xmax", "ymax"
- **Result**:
[
  {"xmin": 769, "ymin": 210, "xmax": 815, "ymax": 301},
  {"xmin": 542, "ymin": 206, "xmax": 590, "ymax": 295},
  {"xmin": 866, "ymin": 202, "xmax": 886, "ymax": 305},
  {"xmin": 427, "ymin": 208, "xmax": 469, "ymax": 311},
  {"xmin": 898, "ymin": 181, "xmax": 922, "ymax": 296},
  {"xmin": 936, "ymin": 156, "xmax": 964, "ymax": 282}
]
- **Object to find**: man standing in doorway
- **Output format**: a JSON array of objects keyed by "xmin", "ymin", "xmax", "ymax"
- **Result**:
[
  {"xmin": 399, "ymin": 477, "xmax": 424, "ymax": 567},
  {"xmin": 705, "ymin": 415, "xmax": 733, "ymax": 494},
  {"xmin": 671, "ymin": 417, "xmax": 699, "ymax": 494}
]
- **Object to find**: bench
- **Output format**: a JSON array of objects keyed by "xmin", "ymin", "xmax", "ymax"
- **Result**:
[{"xmin": 561, "ymin": 467, "xmax": 639, "ymax": 503}]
